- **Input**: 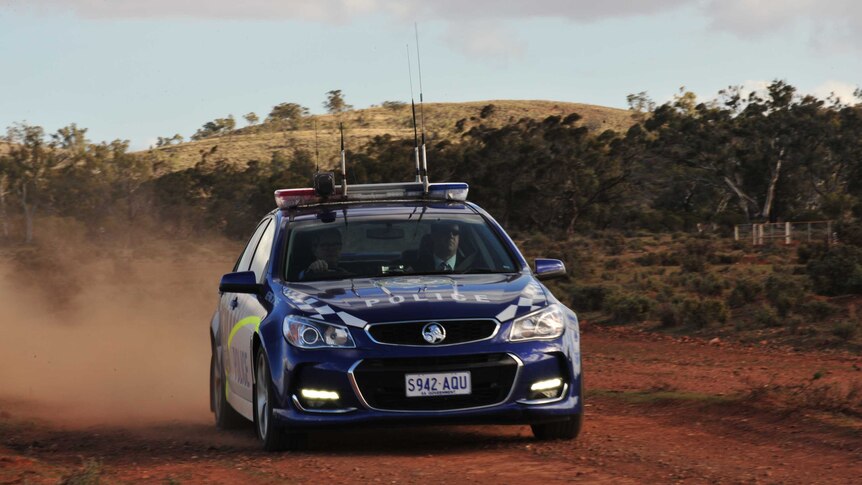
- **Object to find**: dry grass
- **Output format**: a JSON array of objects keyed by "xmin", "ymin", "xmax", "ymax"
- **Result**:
[
  {"xmin": 146, "ymin": 100, "xmax": 634, "ymax": 169},
  {"xmin": 743, "ymin": 374, "xmax": 862, "ymax": 417}
]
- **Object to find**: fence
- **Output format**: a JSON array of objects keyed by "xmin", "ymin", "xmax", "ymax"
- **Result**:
[{"xmin": 734, "ymin": 221, "xmax": 836, "ymax": 246}]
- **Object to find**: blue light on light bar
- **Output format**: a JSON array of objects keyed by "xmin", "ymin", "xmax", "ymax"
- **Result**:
[{"xmin": 427, "ymin": 183, "xmax": 469, "ymax": 201}]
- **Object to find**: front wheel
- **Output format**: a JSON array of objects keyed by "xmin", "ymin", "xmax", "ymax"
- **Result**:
[
  {"xmin": 532, "ymin": 375, "xmax": 584, "ymax": 441},
  {"xmin": 531, "ymin": 413, "xmax": 583, "ymax": 440},
  {"xmin": 254, "ymin": 348, "xmax": 306, "ymax": 451}
]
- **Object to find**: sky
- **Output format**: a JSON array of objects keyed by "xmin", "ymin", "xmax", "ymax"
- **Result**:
[{"xmin": 1, "ymin": 0, "xmax": 860, "ymax": 150}]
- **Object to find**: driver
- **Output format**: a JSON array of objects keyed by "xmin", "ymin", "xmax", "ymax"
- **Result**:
[{"xmin": 300, "ymin": 228, "xmax": 344, "ymax": 279}]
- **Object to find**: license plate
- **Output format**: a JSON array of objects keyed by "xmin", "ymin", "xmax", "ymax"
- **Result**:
[{"xmin": 405, "ymin": 371, "xmax": 472, "ymax": 397}]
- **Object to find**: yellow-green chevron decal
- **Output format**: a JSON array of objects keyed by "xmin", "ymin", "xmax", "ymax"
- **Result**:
[
  {"xmin": 225, "ymin": 315, "xmax": 262, "ymax": 399},
  {"xmin": 228, "ymin": 315, "xmax": 262, "ymax": 350}
]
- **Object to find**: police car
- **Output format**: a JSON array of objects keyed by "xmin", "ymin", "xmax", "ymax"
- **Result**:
[{"xmin": 209, "ymin": 178, "xmax": 583, "ymax": 450}]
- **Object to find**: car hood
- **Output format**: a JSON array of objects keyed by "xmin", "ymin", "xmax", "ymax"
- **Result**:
[{"xmin": 281, "ymin": 274, "xmax": 549, "ymax": 328}]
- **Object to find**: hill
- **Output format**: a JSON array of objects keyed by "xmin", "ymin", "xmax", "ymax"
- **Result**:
[{"xmin": 145, "ymin": 100, "xmax": 634, "ymax": 170}]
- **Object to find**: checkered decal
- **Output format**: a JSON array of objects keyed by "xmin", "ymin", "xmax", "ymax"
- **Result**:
[
  {"xmin": 282, "ymin": 288, "xmax": 368, "ymax": 328},
  {"xmin": 495, "ymin": 281, "xmax": 547, "ymax": 322}
]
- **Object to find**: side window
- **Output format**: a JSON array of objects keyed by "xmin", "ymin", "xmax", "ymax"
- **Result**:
[
  {"xmin": 249, "ymin": 219, "xmax": 276, "ymax": 282},
  {"xmin": 235, "ymin": 219, "xmax": 271, "ymax": 272}
]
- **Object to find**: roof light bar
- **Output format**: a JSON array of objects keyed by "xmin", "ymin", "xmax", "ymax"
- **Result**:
[
  {"xmin": 274, "ymin": 182, "xmax": 469, "ymax": 209},
  {"xmin": 275, "ymin": 188, "xmax": 317, "ymax": 209}
]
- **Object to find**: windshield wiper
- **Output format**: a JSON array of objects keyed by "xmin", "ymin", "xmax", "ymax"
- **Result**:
[{"xmin": 459, "ymin": 268, "xmax": 507, "ymax": 275}]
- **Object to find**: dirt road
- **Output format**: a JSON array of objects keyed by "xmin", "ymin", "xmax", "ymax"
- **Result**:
[{"xmin": 2, "ymin": 325, "xmax": 859, "ymax": 484}]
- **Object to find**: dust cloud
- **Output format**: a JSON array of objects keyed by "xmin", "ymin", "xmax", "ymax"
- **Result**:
[{"xmin": 0, "ymin": 227, "xmax": 242, "ymax": 427}]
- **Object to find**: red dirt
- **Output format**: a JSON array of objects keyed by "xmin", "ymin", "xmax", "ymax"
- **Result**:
[{"xmin": 2, "ymin": 325, "xmax": 860, "ymax": 484}]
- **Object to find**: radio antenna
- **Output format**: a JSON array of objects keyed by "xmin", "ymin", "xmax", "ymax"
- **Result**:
[
  {"xmin": 407, "ymin": 44, "xmax": 421, "ymax": 183},
  {"xmin": 340, "ymin": 122, "xmax": 348, "ymax": 196},
  {"xmin": 314, "ymin": 118, "xmax": 320, "ymax": 173},
  {"xmin": 415, "ymin": 23, "xmax": 429, "ymax": 193}
]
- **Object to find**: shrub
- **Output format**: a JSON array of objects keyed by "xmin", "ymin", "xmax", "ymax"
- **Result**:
[
  {"xmin": 657, "ymin": 303, "xmax": 678, "ymax": 327},
  {"xmin": 831, "ymin": 321, "xmax": 859, "ymax": 340},
  {"xmin": 806, "ymin": 246, "xmax": 862, "ymax": 296},
  {"xmin": 727, "ymin": 278, "xmax": 762, "ymax": 308},
  {"xmin": 675, "ymin": 298, "xmax": 728, "ymax": 328},
  {"xmin": 659, "ymin": 298, "xmax": 728, "ymax": 328},
  {"xmin": 679, "ymin": 240, "xmax": 712, "ymax": 273},
  {"xmin": 680, "ymin": 253, "xmax": 707, "ymax": 273},
  {"xmin": 753, "ymin": 305, "xmax": 781, "ymax": 328},
  {"xmin": 837, "ymin": 221, "xmax": 862, "ymax": 247},
  {"xmin": 799, "ymin": 300, "xmax": 840, "ymax": 321},
  {"xmin": 634, "ymin": 252, "xmax": 660, "ymax": 266},
  {"xmin": 797, "ymin": 242, "xmax": 828, "ymax": 264},
  {"xmin": 764, "ymin": 275, "xmax": 807, "ymax": 317},
  {"xmin": 690, "ymin": 273, "xmax": 726, "ymax": 297},
  {"xmin": 605, "ymin": 292, "xmax": 653, "ymax": 323},
  {"xmin": 709, "ymin": 253, "xmax": 742, "ymax": 265},
  {"xmin": 604, "ymin": 258, "xmax": 621, "ymax": 270},
  {"xmin": 603, "ymin": 233, "xmax": 626, "ymax": 256},
  {"xmin": 570, "ymin": 285, "xmax": 612, "ymax": 312}
]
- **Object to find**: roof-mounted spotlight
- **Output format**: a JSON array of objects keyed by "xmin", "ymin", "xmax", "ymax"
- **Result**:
[{"xmin": 314, "ymin": 172, "xmax": 336, "ymax": 198}]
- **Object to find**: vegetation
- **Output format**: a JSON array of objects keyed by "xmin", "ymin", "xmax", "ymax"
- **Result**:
[
  {"xmin": 2, "ymin": 80, "xmax": 862, "ymax": 349},
  {"xmin": 324, "ymin": 90, "xmax": 352, "ymax": 114}
]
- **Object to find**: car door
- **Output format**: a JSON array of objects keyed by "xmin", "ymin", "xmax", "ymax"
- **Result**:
[
  {"xmin": 228, "ymin": 217, "xmax": 275, "ymax": 404},
  {"xmin": 220, "ymin": 218, "xmax": 271, "ymax": 411}
]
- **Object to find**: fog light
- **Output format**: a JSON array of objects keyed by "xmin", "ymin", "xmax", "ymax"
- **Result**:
[
  {"xmin": 530, "ymin": 378, "xmax": 563, "ymax": 392},
  {"xmin": 525, "ymin": 378, "xmax": 565, "ymax": 401},
  {"xmin": 300, "ymin": 389, "xmax": 340, "ymax": 400}
]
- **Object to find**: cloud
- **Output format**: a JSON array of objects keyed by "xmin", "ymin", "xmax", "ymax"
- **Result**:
[
  {"xmin": 810, "ymin": 80, "xmax": 860, "ymax": 104},
  {"xmin": 442, "ymin": 21, "xmax": 526, "ymax": 63},
  {"xmin": 4, "ymin": 0, "xmax": 381, "ymax": 22},
  {"xmin": 8, "ymin": 0, "xmax": 862, "ymax": 55},
  {"xmin": 4, "ymin": 0, "xmax": 689, "ymax": 22},
  {"xmin": 702, "ymin": 0, "xmax": 862, "ymax": 50}
]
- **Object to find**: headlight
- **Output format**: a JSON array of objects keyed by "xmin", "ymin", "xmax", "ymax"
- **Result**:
[
  {"xmin": 283, "ymin": 315, "xmax": 356, "ymax": 349},
  {"xmin": 509, "ymin": 305, "xmax": 565, "ymax": 341}
]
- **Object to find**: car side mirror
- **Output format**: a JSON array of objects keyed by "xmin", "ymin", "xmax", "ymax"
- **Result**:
[
  {"xmin": 219, "ymin": 271, "xmax": 261, "ymax": 294},
  {"xmin": 534, "ymin": 259, "xmax": 566, "ymax": 281}
]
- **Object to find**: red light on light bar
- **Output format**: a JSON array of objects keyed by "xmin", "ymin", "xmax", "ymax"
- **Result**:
[{"xmin": 275, "ymin": 188, "xmax": 317, "ymax": 209}]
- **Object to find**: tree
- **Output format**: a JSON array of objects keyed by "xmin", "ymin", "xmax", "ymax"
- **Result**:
[
  {"xmin": 1, "ymin": 123, "xmax": 61, "ymax": 243},
  {"xmin": 381, "ymin": 100, "xmax": 406, "ymax": 112},
  {"xmin": 156, "ymin": 134, "xmax": 183, "ymax": 147},
  {"xmin": 266, "ymin": 103, "xmax": 308, "ymax": 129},
  {"xmin": 191, "ymin": 115, "xmax": 235, "ymax": 140},
  {"xmin": 0, "ymin": 157, "xmax": 9, "ymax": 239},
  {"xmin": 626, "ymin": 91, "xmax": 655, "ymax": 122},
  {"xmin": 244, "ymin": 112, "xmax": 259, "ymax": 126},
  {"xmin": 324, "ymin": 90, "xmax": 352, "ymax": 114}
]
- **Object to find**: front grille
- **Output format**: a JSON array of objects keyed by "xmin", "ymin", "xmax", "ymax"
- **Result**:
[
  {"xmin": 351, "ymin": 353, "xmax": 519, "ymax": 411},
  {"xmin": 367, "ymin": 320, "xmax": 498, "ymax": 346}
]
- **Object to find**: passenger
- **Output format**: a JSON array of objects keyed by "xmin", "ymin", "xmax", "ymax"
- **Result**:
[
  {"xmin": 418, "ymin": 222, "xmax": 474, "ymax": 273},
  {"xmin": 300, "ymin": 228, "xmax": 344, "ymax": 279}
]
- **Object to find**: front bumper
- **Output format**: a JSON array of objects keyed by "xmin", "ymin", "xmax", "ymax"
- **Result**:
[{"xmin": 269, "ymin": 336, "xmax": 582, "ymax": 429}]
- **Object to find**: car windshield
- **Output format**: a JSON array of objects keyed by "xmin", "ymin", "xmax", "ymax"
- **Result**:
[{"xmin": 284, "ymin": 213, "xmax": 518, "ymax": 282}]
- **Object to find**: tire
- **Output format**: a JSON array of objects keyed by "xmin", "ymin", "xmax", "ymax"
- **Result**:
[
  {"xmin": 211, "ymin": 346, "xmax": 246, "ymax": 429},
  {"xmin": 531, "ymin": 375, "xmax": 585, "ymax": 441},
  {"xmin": 531, "ymin": 413, "xmax": 583, "ymax": 440},
  {"xmin": 254, "ymin": 348, "xmax": 306, "ymax": 451}
]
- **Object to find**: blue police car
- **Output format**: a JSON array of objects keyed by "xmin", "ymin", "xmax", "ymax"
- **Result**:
[{"xmin": 209, "ymin": 181, "xmax": 583, "ymax": 450}]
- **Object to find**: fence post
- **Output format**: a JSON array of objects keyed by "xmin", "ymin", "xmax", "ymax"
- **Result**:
[
  {"xmin": 785, "ymin": 222, "xmax": 791, "ymax": 245},
  {"xmin": 734, "ymin": 225, "xmax": 739, "ymax": 241}
]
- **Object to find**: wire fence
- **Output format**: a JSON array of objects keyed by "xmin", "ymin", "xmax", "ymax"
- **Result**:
[{"xmin": 734, "ymin": 221, "xmax": 836, "ymax": 246}]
